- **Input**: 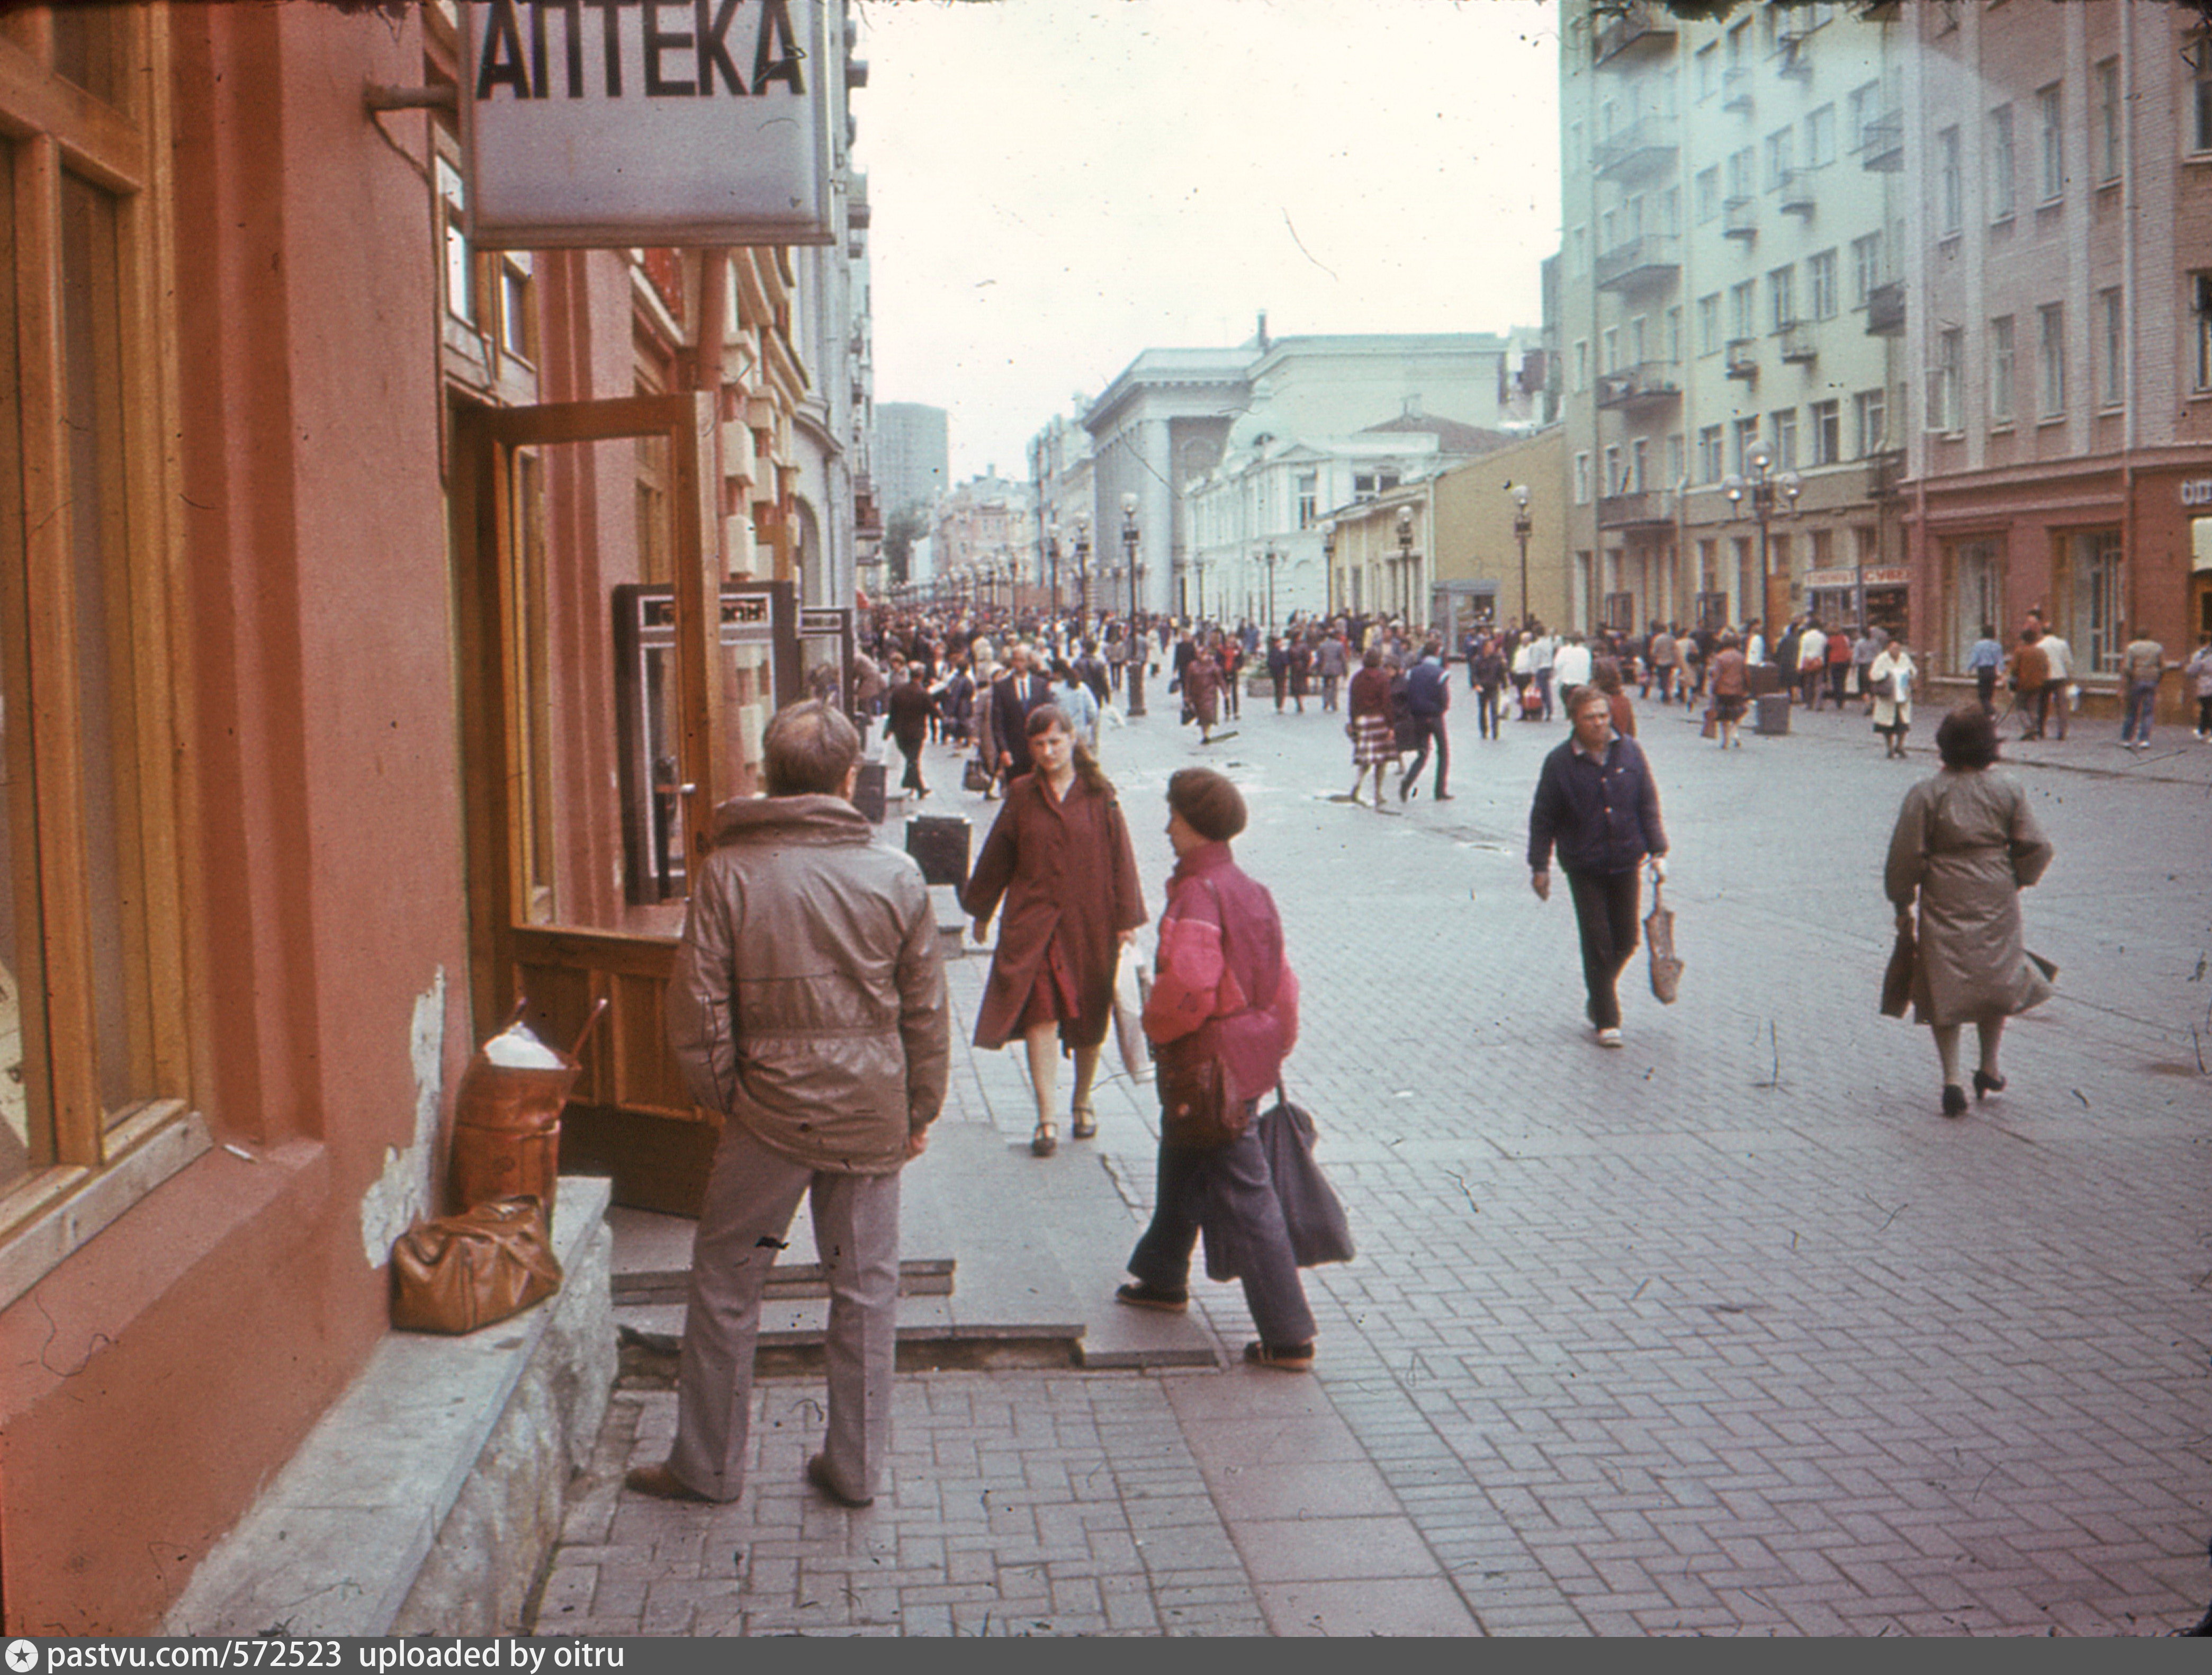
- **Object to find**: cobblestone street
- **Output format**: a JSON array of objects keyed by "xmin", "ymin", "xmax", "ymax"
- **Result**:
[{"xmin": 537, "ymin": 680, "xmax": 2212, "ymax": 1636}]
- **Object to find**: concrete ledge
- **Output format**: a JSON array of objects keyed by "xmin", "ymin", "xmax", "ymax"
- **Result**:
[{"xmin": 163, "ymin": 1180, "xmax": 615, "ymax": 1637}]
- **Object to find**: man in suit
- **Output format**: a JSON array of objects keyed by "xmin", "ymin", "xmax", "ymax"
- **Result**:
[{"xmin": 991, "ymin": 642, "xmax": 1055, "ymax": 782}]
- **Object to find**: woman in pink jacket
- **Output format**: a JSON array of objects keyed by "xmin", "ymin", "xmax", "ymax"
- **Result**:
[{"xmin": 1114, "ymin": 769, "xmax": 1316, "ymax": 1369}]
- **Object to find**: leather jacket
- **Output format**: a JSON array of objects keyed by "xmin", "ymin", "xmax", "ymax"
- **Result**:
[{"xmin": 668, "ymin": 794, "xmax": 948, "ymax": 1175}]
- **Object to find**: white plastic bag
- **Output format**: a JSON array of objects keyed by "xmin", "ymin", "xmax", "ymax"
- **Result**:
[{"xmin": 1112, "ymin": 944, "xmax": 1153, "ymax": 1083}]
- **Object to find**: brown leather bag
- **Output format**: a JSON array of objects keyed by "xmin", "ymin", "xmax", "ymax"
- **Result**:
[
  {"xmin": 1155, "ymin": 1041, "xmax": 1247, "ymax": 1150},
  {"xmin": 390, "ymin": 1196, "xmax": 562, "ymax": 1335}
]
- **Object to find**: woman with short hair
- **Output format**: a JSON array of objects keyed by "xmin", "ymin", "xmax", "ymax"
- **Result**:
[{"xmin": 1884, "ymin": 706, "xmax": 2054, "ymax": 1117}]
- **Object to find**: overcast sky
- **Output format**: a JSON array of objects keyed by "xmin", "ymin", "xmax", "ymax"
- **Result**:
[{"xmin": 852, "ymin": 0, "xmax": 1561, "ymax": 483}]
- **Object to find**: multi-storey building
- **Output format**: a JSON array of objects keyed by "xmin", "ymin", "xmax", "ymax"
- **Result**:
[
  {"xmin": 1026, "ymin": 405, "xmax": 1096, "ymax": 613},
  {"xmin": 932, "ymin": 470, "xmax": 1033, "ymax": 611},
  {"xmin": 873, "ymin": 400, "xmax": 950, "ymax": 518},
  {"xmin": 1561, "ymin": 0, "xmax": 1908, "ymax": 640},
  {"xmin": 1902, "ymin": 1, "xmax": 2212, "ymax": 708}
]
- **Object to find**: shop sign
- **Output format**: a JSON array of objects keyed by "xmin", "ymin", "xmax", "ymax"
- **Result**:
[
  {"xmin": 461, "ymin": 0, "xmax": 835, "ymax": 248},
  {"xmin": 2179, "ymin": 477, "xmax": 2212, "ymax": 508},
  {"xmin": 1804, "ymin": 567, "xmax": 1910, "ymax": 590}
]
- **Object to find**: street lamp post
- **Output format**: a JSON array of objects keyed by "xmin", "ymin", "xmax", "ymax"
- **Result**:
[
  {"xmin": 1120, "ymin": 492, "xmax": 1147, "ymax": 717},
  {"xmin": 1072, "ymin": 511, "xmax": 1092, "ymax": 638},
  {"xmin": 1395, "ymin": 505, "xmax": 1415, "ymax": 625},
  {"xmin": 1720, "ymin": 442, "xmax": 1803, "ymax": 635},
  {"xmin": 1321, "ymin": 520, "xmax": 1337, "ymax": 619},
  {"xmin": 1509, "ymin": 483, "xmax": 1533, "ymax": 629},
  {"xmin": 1261, "ymin": 547, "xmax": 1279, "ymax": 634}
]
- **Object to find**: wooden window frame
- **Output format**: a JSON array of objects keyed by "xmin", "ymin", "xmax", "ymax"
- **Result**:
[{"xmin": 0, "ymin": 7, "xmax": 195, "ymax": 1251}]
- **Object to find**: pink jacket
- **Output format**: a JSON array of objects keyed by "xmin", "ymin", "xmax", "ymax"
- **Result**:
[{"xmin": 1143, "ymin": 842, "xmax": 1299, "ymax": 1106}]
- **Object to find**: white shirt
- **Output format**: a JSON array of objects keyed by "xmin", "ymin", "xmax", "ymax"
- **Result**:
[
  {"xmin": 1552, "ymin": 643, "xmax": 1593, "ymax": 687},
  {"xmin": 2039, "ymin": 635, "xmax": 2072, "ymax": 681},
  {"xmin": 1798, "ymin": 628, "xmax": 1827, "ymax": 670},
  {"xmin": 1747, "ymin": 633, "xmax": 1768, "ymax": 665}
]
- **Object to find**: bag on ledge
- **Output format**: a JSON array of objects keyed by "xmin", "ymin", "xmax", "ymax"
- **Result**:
[{"xmin": 391, "ymin": 1196, "xmax": 562, "ymax": 1335}]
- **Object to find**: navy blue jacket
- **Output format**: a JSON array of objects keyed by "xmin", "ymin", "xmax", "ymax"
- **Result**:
[
  {"xmin": 1527, "ymin": 734, "xmax": 1668, "ymax": 876},
  {"xmin": 1405, "ymin": 658, "xmax": 1451, "ymax": 719}
]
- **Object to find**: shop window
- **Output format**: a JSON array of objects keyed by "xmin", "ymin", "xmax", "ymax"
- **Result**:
[
  {"xmin": 1, "ymin": 13, "xmax": 190, "ymax": 1231},
  {"xmin": 2067, "ymin": 530, "xmax": 2124, "ymax": 675},
  {"xmin": 1950, "ymin": 539, "xmax": 2004, "ymax": 672},
  {"xmin": 2193, "ymin": 274, "xmax": 2212, "ymax": 395}
]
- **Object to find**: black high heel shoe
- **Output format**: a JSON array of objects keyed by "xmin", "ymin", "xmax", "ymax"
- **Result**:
[
  {"xmin": 1941, "ymin": 1084, "xmax": 1969, "ymax": 1117},
  {"xmin": 1973, "ymin": 1069, "xmax": 2006, "ymax": 1100}
]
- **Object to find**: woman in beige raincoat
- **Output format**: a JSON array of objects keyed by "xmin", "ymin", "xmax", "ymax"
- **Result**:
[{"xmin": 1883, "ymin": 706, "xmax": 2054, "ymax": 1117}]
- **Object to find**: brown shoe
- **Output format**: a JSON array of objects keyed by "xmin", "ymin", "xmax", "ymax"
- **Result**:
[
  {"xmin": 806, "ymin": 1452, "xmax": 875, "ymax": 1508},
  {"xmin": 1114, "ymin": 1280, "xmax": 1189, "ymax": 1313},
  {"xmin": 624, "ymin": 1463, "xmax": 714, "ymax": 1503},
  {"xmin": 1243, "ymin": 1340, "xmax": 1315, "ymax": 1372}
]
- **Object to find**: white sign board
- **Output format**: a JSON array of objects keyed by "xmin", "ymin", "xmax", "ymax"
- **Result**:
[{"xmin": 460, "ymin": 0, "xmax": 835, "ymax": 248}]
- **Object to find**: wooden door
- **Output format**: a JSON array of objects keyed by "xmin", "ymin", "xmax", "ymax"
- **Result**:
[{"xmin": 451, "ymin": 392, "xmax": 742, "ymax": 1216}]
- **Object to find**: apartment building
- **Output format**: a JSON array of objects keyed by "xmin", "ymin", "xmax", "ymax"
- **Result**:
[
  {"xmin": 1561, "ymin": 1, "xmax": 1908, "ymax": 640},
  {"xmin": 1902, "ymin": 1, "xmax": 2212, "ymax": 704}
]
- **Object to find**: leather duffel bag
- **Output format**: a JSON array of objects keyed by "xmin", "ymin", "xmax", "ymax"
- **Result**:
[{"xmin": 390, "ymin": 1196, "xmax": 562, "ymax": 1335}]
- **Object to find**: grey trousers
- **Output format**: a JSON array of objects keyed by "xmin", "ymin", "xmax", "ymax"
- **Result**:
[{"xmin": 668, "ymin": 1122, "xmax": 902, "ymax": 1503}]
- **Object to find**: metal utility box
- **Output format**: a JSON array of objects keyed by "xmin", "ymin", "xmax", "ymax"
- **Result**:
[
  {"xmin": 906, "ymin": 816, "xmax": 972, "ymax": 889},
  {"xmin": 853, "ymin": 760, "xmax": 888, "ymax": 823},
  {"xmin": 1755, "ymin": 693, "xmax": 1793, "ymax": 735}
]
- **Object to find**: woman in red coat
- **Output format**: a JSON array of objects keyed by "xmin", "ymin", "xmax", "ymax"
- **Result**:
[{"xmin": 962, "ymin": 704, "xmax": 1147, "ymax": 1155}]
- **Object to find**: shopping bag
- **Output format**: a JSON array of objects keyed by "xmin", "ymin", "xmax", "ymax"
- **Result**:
[
  {"xmin": 1880, "ymin": 918, "xmax": 1915, "ymax": 1019},
  {"xmin": 1255, "ymin": 1094, "xmax": 1354, "ymax": 1268},
  {"xmin": 1112, "ymin": 944, "xmax": 1154, "ymax": 1083},
  {"xmin": 1643, "ymin": 881, "xmax": 1683, "ymax": 1005}
]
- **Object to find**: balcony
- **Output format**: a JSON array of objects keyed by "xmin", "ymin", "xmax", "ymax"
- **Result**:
[
  {"xmin": 1774, "ymin": 31, "xmax": 1814, "ymax": 79},
  {"xmin": 1779, "ymin": 322, "xmax": 1818, "ymax": 364},
  {"xmin": 1778, "ymin": 166, "xmax": 1819, "ymax": 216},
  {"xmin": 1722, "ymin": 196, "xmax": 1758, "ymax": 241},
  {"xmin": 1593, "ymin": 2, "xmax": 1676, "ymax": 68},
  {"xmin": 1597, "ymin": 489, "xmax": 1673, "ymax": 530},
  {"xmin": 1721, "ymin": 65, "xmax": 1754, "ymax": 113},
  {"xmin": 1866, "ymin": 449, "xmax": 1907, "ymax": 500},
  {"xmin": 1593, "ymin": 233, "xmax": 1683, "ymax": 295},
  {"xmin": 1858, "ymin": 111, "xmax": 1903, "ymax": 172},
  {"xmin": 1724, "ymin": 338, "xmax": 1759, "ymax": 381},
  {"xmin": 1591, "ymin": 115, "xmax": 1679, "ymax": 181},
  {"xmin": 1595, "ymin": 361, "xmax": 1684, "ymax": 412},
  {"xmin": 1865, "ymin": 280, "xmax": 1905, "ymax": 336}
]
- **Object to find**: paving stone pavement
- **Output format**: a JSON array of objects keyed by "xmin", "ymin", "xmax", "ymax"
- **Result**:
[{"xmin": 533, "ymin": 677, "xmax": 2212, "ymax": 1637}]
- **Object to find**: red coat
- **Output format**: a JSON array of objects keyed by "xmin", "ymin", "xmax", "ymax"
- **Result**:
[{"xmin": 961, "ymin": 771, "xmax": 1147, "ymax": 1051}]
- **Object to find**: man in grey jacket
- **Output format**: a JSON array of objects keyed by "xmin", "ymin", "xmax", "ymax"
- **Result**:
[{"xmin": 627, "ymin": 700, "xmax": 948, "ymax": 1509}]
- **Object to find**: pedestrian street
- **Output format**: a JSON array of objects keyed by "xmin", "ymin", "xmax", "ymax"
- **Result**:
[{"xmin": 546, "ymin": 685, "xmax": 2212, "ymax": 1636}]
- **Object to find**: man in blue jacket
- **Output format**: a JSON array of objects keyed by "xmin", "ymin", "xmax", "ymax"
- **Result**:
[
  {"xmin": 1527, "ymin": 686, "xmax": 1668, "ymax": 1046},
  {"xmin": 1398, "ymin": 640, "xmax": 1453, "ymax": 801}
]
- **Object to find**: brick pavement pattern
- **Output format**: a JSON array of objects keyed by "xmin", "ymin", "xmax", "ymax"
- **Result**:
[{"xmin": 533, "ymin": 687, "xmax": 2212, "ymax": 1636}]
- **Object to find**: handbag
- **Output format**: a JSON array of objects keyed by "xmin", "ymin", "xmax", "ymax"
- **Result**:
[
  {"xmin": 1880, "ymin": 918, "xmax": 1916, "ymax": 1019},
  {"xmin": 1869, "ymin": 670, "xmax": 1896, "ymax": 700},
  {"xmin": 1643, "ymin": 880, "xmax": 1683, "ymax": 1004},
  {"xmin": 390, "ymin": 1196, "xmax": 562, "ymax": 1335},
  {"xmin": 1255, "ymin": 1091, "xmax": 1355, "ymax": 1268},
  {"xmin": 962, "ymin": 754, "xmax": 992, "ymax": 793},
  {"xmin": 1155, "ymin": 1041, "xmax": 1247, "ymax": 1150}
]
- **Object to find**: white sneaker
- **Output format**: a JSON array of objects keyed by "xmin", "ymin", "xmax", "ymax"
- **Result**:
[{"xmin": 1596, "ymin": 1027, "xmax": 1623, "ymax": 1048}]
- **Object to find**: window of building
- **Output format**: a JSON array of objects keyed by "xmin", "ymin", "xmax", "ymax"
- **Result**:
[
  {"xmin": 2095, "ymin": 58, "xmax": 2120, "ymax": 183},
  {"xmin": 1696, "ymin": 42, "xmax": 1718, "ymax": 101},
  {"xmin": 1353, "ymin": 471, "xmax": 1377, "ymax": 499},
  {"xmin": 1666, "ymin": 306, "xmax": 1684, "ymax": 363},
  {"xmin": 2193, "ymin": 273, "xmax": 2212, "ymax": 392},
  {"xmin": 1574, "ymin": 338, "xmax": 1589, "ymax": 392},
  {"xmin": 1808, "ymin": 249, "xmax": 1838, "ymax": 320},
  {"xmin": 2098, "ymin": 288, "xmax": 2124, "ymax": 409},
  {"xmin": 1952, "ymin": 539, "xmax": 2005, "ymax": 671},
  {"xmin": 1695, "ymin": 166, "xmax": 1720, "ymax": 223},
  {"xmin": 1772, "ymin": 408, "xmax": 1799, "ymax": 468},
  {"xmin": 1767, "ymin": 265, "xmax": 1796, "ymax": 333},
  {"xmin": 1727, "ymin": 146, "xmax": 1754, "ymax": 201},
  {"xmin": 1602, "ymin": 327, "xmax": 1620, "ymax": 375},
  {"xmin": 1631, "ymin": 437, "xmax": 1649, "ymax": 493},
  {"xmin": 1732, "ymin": 416, "xmax": 1760, "ymax": 474},
  {"xmin": 498, "ymin": 253, "xmax": 535, "ymax": 362},
  {"xmin": 1631, "ymin": 316, "xmax": 1650, "ymax": 365},
  {"xmin": 1848, "ymin": 80, "xmax": 1880, "ymax": 151},
  {"xmin": 1730, "ymin": 280, "xmax": 1756, "ymax": 341},
  {"xmin": 1988, "ymin": 105, "xmax": 2016, "ymax": 221},
  {"xmin": 1574, "ymin": 452, "xmax": 1591, "ymax": 505},
  {"xmin": 1698, "ymin": 425, "xmax": 1724, "ymax": 482},
  {"xmin": 2069, "ymin": 529, "xmax": 2124, "ymax": 674},
  {"xmin": 1668, "ymin": 432, "xmax": 1686, "ymax": 487},
  {"xmin": 439, "ymin": 157, "xmax": 476, "ymax": 325},
  {"xmin": 1938, "ymin": 127, "xmax": 1963, "ymax": 236},
  {"xmin": 2037, "ymin": 83, "xmax": 2063, "ymax": 202},
  {"xmin": 1727, "ymin": 19, "xmax": 1748, "ymax": 66},
  {"xmin": 1806, "ymin": 104, "xmax": 1836, "ymax": 168},
  {"xmin": 1765, "ymin": 127, "xmax": 1795, "ymax": 192},
  {"xmin": 1603, "ymin": 444, "xmax": 1623, "ymax": 497},
  {"xmin": 2038, "ymin": 303, "xmax": 2065, "ymax": 417},
  {"xmin": 1297, "ymin": 473, "xmax": 1317, "ymax": 527},
  {"xmin": 1850, "ymin": 231, "xmax": 1883, "ymax": 308},
  {"xmin": 1856, "ymin": 388, "xmax": 1887, "ymax": 455},
  {"xmin": 1810, "ymin": 399, "xmax": 1841, "ymax": 464},
  {"xmin": 1990, "ymin": 315, "xmax": 2016, "ymax": 423},
  {"xmin": 1697, "ymin": 293, "xmax": 1721, "ymax": 355},
  {"xmin": 1657, "ymin": 186, "xmax": 1681, "ymax": 235},
  {"xmin": 1928, "ymin": 329, "xmax": 1963, "ymax": 433},
  {"xmin": 2195, "ymin": 51, "xmax": 2212, "ymax": 153},
  {"xmin": 1598, "ymin": 207, "xmax": 1618, "ymax": 253},
  {"xmin": 0, "ymin": 8, "xmax": 192, "ymax": 1220}
]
